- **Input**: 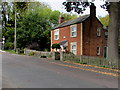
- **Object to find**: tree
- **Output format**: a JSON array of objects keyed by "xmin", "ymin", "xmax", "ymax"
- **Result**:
[
  {"xmin": 63, "ymin": 1, "xmax": 120, "ymax": 61},
  {"xmin": 1, "ymin": 2, "xmax": 80, "ymax": 51},
  {"xmin": 52, "ymin": 43, "xmax": 61, "ymax": 52},
  {"xmin": 1, "ymin": 2, "xmax": 15, "ymax": 49},
  {"xmin": 98, "ymin": 15, "xmax": 109, "ymax": 27}
]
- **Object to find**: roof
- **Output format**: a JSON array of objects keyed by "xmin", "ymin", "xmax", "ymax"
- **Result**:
[
  {"xmin": 52, "ymin": 14, "xmax": 90, "ymax": 30},
  {"xmin": 59, "ymin": 40, "xmax": 68, "ymax": 45}
]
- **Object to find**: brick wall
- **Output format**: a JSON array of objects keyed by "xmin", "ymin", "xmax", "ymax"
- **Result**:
[
  {"xmin": 51, "ymin": 23, "xmax": 83, "ymax": 55},
  {"xmin": 83, "ymin": 16, "xmax": 107, "ymax": 57}
]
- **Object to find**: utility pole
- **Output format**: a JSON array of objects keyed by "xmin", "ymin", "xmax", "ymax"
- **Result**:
[{"xmin": 14, "ymin": 11, "xmax": 16, "ymax": 51}]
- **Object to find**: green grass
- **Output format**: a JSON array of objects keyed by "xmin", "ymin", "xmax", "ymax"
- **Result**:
[
  {"xmin": 4, "ymin": 50, "xmax": 16, "ymax": 54},
  {"xmin": 4, "ymin": 50, "xmax": 25, "ymax": 55},
  {"xmin": 75, "ymin": 61, "xmax": 87, "ymax": 64}
]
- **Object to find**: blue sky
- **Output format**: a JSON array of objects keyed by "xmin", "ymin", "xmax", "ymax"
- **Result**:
[{"xmin": 37, "ymin": 0, "xmax": 109, "ymax": 17}]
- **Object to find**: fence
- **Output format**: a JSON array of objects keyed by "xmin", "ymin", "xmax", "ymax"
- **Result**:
[
  {"xmin": 24, "ymin": 49, "xmax": 118, "ymax": 69},
  {"xmin": 62, "ymin": 52, "xmax": 118, "ymax": 69},
  {"xmin": 24, "ymin": 48, "xmax": 53, "ymax": 58}
]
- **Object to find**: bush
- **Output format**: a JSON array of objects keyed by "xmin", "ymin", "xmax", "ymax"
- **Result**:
[
  {"xmin": 4, "ymin": 42, "xmax": 14, "ymax": 50},
  {"xmin": 19, "ymin": 49, "xmax": 24, "ymax": 54},
  {"xmin": 52, "ymin": 43, "xmax": 60, "ymax": 51},
  {"xmin": 29, "ymin": 52, "xmax": 35, "ymax": 56}
]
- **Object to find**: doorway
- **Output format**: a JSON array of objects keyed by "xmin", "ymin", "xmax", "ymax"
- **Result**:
[{"xmin": 103, "ymin": 46, "xmax": 108, "ymax": 58}]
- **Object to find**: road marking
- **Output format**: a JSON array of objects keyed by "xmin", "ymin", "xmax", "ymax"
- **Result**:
[{"xmin": 48, "ymin": 62, "xmax": 119, "ymax": 77}]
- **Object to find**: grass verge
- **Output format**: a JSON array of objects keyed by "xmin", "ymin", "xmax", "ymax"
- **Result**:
[{"xmin": 4, "ymin": 50, "xmax": 16, "ymax": 54}]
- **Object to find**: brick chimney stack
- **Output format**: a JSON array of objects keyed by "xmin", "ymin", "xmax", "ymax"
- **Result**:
[
  {"xmin": 58, "ymin": 17, "xmax": 64, "ymax": 24},
  {"xmin": 90, "ymin": 3, "xmax": 96, "ymax": 17}
]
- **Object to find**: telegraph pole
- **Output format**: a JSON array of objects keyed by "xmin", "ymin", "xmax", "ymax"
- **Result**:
[{"xmin": 14, "ymin": 11, "xmax": 16, "ymax": 51}]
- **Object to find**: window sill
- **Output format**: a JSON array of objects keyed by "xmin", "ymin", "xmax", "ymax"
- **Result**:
[
  {"xmin": 71, "ymin": 36, "xmax": 77, "ymax": 38},
  {"xmin": 97, "ymin": 36, "xmax": 101, "ymax": 37},
  {"xmin": 54, "ymin": 39, "xmax": 59, "ymax": 40}
]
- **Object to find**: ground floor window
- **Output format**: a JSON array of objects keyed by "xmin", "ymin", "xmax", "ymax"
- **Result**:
[
  {"xmin": 70, "ymin": 42, "xmax": 77, "ymax": 55},
  {"xmin": 97, "ymin": 47, "xmax": 100, "ymax": 56}
]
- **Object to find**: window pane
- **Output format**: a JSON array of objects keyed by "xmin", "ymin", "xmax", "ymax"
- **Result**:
[
  {"xmin": 55, "ymin": 35, "xmax": 58, "ymax": 39},
  {"xmin": 72, "ymin": 32, "xmax": 76, "ymax": 36},
  {"xmin": 71, "ymin": 43, "xmax": 77, "ymax": 55},
  {"xmin": 97, "ymin": 28, "xmax": 101, "ymax": 36},
  {"xmin": 72, "ymin": 50, "xmax": 76, "ymax": 55},
  {"xmin": 55, "ymin": 30, "xmax": 58, "ymax": 35},
  {"xmin": 72, "ymin": 26, "xmax": 76, "ymax": 32},
  {"xmin": 54, "ymin": 29, "xmax": 59, "ymax": 40},
  {"xmin": 72, "ymin": 45, "xmax": 76, "ymax": 49}
]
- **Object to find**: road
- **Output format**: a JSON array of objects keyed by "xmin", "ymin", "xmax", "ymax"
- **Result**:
[{"xmin": 2, "ymin": 52, "xmax": 118, "ymax": 88}]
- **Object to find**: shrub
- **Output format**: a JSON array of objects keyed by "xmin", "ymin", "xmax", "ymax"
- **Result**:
[
  {"xmin": 19, "ymin": 49, "xmax": 24, "ymax": 54},
  {"xmin": 4, "ymin": 42, "xmax": 14, "ymax": 50},
  {"xmin": 52, "ymin": 43, "xmax": 61, "ymax": 51},
  {"xmin": 48, "ymin": 54, "xmax": 52, "ymax": 58},
  {"xmin": 29, "ymin": 52, "xmax": 35, "ymax": 56},
  {"xmin": 80, "ymin": 62, "xmax": 87, "ymax": 64}
]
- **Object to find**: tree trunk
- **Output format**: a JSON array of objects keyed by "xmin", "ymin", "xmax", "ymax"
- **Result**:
[{"xmin": 108, "ymin": 2, "xmax": 120, "ymax": 62}]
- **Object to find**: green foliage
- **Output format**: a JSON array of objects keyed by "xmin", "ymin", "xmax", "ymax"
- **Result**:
[
  {"xmin": 52, "ymin": 43, "xmax": 61, "ymax": 49},
  {"xmin": 2, "ymin": 2, "xmax": 78, "ymax": 51},
  {"xmin": 16, "ymin": 3, "xmax": 51, "ymax": 50},
  {"xmin": 98, "ymin": 15, "xmax": 109, "ymax": 26},
  {"xmin": 29, "ymin": 52, "xmax": 35, "ymax": 56},
  {"xmin": 4, "ymin": 42, "xmax": 14, "ymax": 50},
  {"xmin": 61, "ymin": 13, "xmax": 77, "ymax": 21},
  {"xmin": 4, "ymin": 50, "xmax": 16, "ymax": 54},
  {"xmin": 52, "ymin": 43, "xmax": 61, "ymax": 52},
  {"xmin": 13, "ymin": 2, "xmax": 29, "ymax": 12}
]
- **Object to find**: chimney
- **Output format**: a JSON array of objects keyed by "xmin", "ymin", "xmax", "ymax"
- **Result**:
[
  {"xmin": 90, "ymin": 3, "xmax": 96, "ymax": 17},
  {"xmin": 58, "ymin": 17, "xmax": 64, "ymax": 24}
]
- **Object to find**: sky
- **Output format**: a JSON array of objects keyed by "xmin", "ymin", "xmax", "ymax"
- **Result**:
[{"xmin": 37, "ymin": 0, "xmax": 109, "ymax": 17}]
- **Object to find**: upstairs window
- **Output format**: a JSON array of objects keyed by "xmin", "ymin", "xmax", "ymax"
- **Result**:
[
  {"xmin": 97, "ymin": 28, "xmax": 101, "ymax": 36},
  {"xmin": 54, "ymin": 29, "xmax": 59, "ymax": 40},
  {"xmin": 105, "ymin": 32, "xmax": 108, "ymax": 40},
  {"xmin": 71, "ymin": 25, "xmax": 77, "ymax": 37},
  {"xmin": 97, "ymin": 47, "xmax": 100, "ymax": 56}
]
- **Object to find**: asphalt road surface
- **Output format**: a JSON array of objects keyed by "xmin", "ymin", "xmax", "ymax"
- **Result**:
[{"xmin": 2, "ymin": 52, "xmax": 118, "ymax": 88}]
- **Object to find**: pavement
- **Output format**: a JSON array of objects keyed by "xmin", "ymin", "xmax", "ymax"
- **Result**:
[
  {"xmin": 49, "ymin": 60, "xmax": 119, "ymax": 77},
  {"xmin": 1, "ymin": 51, "xmax": 119, "ymax": 88}
]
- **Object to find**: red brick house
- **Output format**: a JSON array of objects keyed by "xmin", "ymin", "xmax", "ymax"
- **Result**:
[{"xmin": 51, "ymin": 4, "xmax": 108, "ymax": 58}]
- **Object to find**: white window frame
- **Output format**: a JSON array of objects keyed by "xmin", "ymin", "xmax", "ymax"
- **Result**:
[
  {"xmin": 70, "ymin": 42, "xmax": 77, "ymax": 55},
  {"xmin": 70, "ymin": 25, "xmax": 77, "ymax": 37},
  {"xmin": 97, "ymin": 47, "xmax": 100, "ymax": 56},
  {"xmin": 54, "ymin": 29, "xmax": 59, "ymax": 40},
  {"xmin": 97, "ymin": 28, "xmax": 101, "ymax": 36}
]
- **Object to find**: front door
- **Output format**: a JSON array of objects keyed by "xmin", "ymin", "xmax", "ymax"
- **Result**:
[{"xmin": 103, "ymin": 46, "xmax": 108, "ymax": 58}]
